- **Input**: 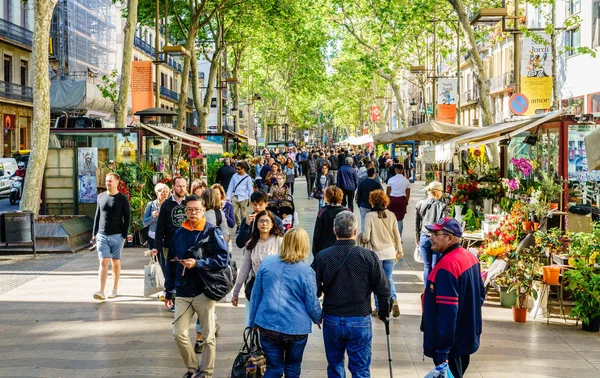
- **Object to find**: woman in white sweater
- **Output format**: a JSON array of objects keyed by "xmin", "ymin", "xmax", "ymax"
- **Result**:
[
  {"xmin": 362, "ymin": 189, "xmax": 403, "ymax": 318},
  {"xmin": 232, "ymin": 210, "xmax": 283, "ymax": 325}
]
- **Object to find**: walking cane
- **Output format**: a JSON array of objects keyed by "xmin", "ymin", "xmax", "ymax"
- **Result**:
[{"xmin": 384, "ymin": 318, "xmax": 393, "ymax": 378}]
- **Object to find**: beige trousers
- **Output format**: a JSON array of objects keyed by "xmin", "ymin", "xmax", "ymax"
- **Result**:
[
  {"xmin": 173, "ymin": 294, "xmax": 216, "ymax": 376},
  {"xmin": 233, "ymin": 197, "xmax": 249, "ymax": 227}
]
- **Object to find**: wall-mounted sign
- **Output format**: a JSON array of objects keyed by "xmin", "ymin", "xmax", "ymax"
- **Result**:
[{"xmin": 3, "ymin": 114, "xmax": 15, "ymax": 130}]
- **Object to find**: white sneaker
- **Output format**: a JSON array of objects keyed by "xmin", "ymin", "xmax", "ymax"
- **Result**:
[
  {"xmin": 107, "ymin": 289, "xmax": 118, "ymax": 298},
  {"xmin": 93, "ymin": 291, "xmax": 106, "ymax": 300}
]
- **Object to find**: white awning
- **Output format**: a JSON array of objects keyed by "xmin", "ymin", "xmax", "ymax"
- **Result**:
[{"xmin": 140, "ymin": 123, "xmax": 224, "ymax": 155}]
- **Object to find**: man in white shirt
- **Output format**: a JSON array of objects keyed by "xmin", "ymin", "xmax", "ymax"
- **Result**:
[
  {"xmin": 386, "ymin": 164, "xmax": 411, "ymax": 236},
  {"xmin": 226, "ymin": 161, "xmax": 254, "ymax": 232}
]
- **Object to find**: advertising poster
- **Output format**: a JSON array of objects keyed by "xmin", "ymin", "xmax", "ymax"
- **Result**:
[
  {"xmin": 131, "ymin": 61, "xmax": 154, "ymax": 121},
  {"xmin": 116, "ymin": 133, "xmax": 138, "ymax": 164},
  {"xmin": 78, "ymin": 175, "xmax": 98, "ymax": 204},
  {"xmin": 521, "ymin": 34, "xmax": 552, "ymax": 116},
  {"xmin": 77, "ymin": 147, "xmax": 98, "ymax": 203},
  {"xmin": 437, "ymin": 78, "xmax": 457, "ymax": 124}
]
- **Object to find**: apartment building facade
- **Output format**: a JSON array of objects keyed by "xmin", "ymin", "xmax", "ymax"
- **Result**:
[{"xmin": 0, "ymin": 0, "xmax": 33, "ymax": 157}]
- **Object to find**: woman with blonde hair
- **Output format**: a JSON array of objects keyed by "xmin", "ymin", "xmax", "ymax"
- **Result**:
[
  {"xmin": 248, "ymin": 228, "xmax": 322, "ymax": 378},
  {"xmin": 190, "ymin": 179, "xmax": 207, "ymax": 196},
  {"xmin": 415, "ymin": 181, "xmax": 448, "ymax": 286},
  {"xmin": 362, "ymin": 189, "xmax": 402, "ymax": 317},
  {"xmin": 211, "ymin": 183, "xmax": 235, "ymax": 228}
]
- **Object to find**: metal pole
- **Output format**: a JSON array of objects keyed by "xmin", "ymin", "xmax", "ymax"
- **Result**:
[
  {"xmin": 456, "ymin": 22, "xmax": 461, "ymax": 125},
  {"xmin": 432, "ymin": 9, "xmax": 437, "ymax": 121},
  {"xmin": 154, "ymin": 0, "xmax": 160, "ymax": 108},
  {"xmin": 217, "ymin": 55, "xmax": 222, "ymax": 134},
  {"xmin": 514, "ymin": 0, "xmax": 521, "ymax": 94}
]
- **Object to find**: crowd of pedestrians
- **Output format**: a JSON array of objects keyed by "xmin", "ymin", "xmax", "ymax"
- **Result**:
[{"xmin": 90, "ymin": 145, "xmax": 484, "ymax": 378}]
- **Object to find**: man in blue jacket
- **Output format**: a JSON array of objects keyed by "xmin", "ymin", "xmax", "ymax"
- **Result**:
[
  {"xmin": 336, "ymin": 157, "xmax": 359, "ymax": 212},
  {"xmin": 164, "ymin": 195, "xmax": 229, "ymax": 378},
  {"xmin": 422, "ymin": 217, "xmax": 485, "ymax": 378}
]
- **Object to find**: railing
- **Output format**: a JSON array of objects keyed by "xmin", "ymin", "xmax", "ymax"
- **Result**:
[
  {"xmin": 0, "ymin": 81, "xmax": 33, "ymax": 103},
  {"xmin": 153, "ymin": 83, "xmax": 179, "ymax": 102},
  {"xmin": 0, "ymin": 19, "xmax": 33, "ymax": 48},
  {"xmin": 166, "ymin": 57, "xmax": 182, "ymax": 73},
  {"xmin": 134, "ymin": 36, "xmax": 156, "ymax": 58},
  {"xmin": 489, "ymin": 70, "xmax": 514, "ymax": 92},
  {"xmin": 461, "ymin": 86, "xmax": 480, "ymax": 103}
]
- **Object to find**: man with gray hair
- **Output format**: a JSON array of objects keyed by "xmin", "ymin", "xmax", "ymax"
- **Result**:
[
  {"xmin": 336, "ymin": 157, "xmax": 359, "ymax": 212},
  {"xmin": 312, "ymin": 211, "xmax": 391, "ymax": 377}
]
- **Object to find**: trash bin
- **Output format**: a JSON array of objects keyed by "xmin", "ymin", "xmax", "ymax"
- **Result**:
[{"xmin": 1, "ymin": 211, "xmax": 34, "ymax": 243}]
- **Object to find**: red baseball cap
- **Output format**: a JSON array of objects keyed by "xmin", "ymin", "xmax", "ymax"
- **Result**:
[{"xmin": 425, "ymin": 217, "xmax": 463, "ymax": 237}]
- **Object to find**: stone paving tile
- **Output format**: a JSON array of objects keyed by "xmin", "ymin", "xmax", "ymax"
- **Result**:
[{"xmin": 0, "ymin": 180, "xmax": 599, "ymax": 377}]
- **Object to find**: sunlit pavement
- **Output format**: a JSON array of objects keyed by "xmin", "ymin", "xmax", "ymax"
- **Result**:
[{"xmin": 0, "ymin": 180, "xmax": 599, "ymax": 377}]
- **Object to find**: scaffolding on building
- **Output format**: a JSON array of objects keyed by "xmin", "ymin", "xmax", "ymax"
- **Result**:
[{"xmin": 50, "ymin": 0, "xmax": 116, "ymax": 76}]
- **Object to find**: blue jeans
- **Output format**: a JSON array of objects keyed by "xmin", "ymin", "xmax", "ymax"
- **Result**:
[
  {"xmin": 397, "ymin": 220, "xmax": 404, "ymax": 237},
  {"xmin": 374, "ymin": 259, "xmax": 397, "ymax": 309},
  {"xmin": 260, "ymin": 331, "xmax": 308, "ymax": 378},
  {"xmin": 319, "ymin": 197, "xmax": 324, "ymax": 210},
  {"xmin": 359, "ymin": 207, "xmax": 370, "ymax": 232},
  {"xmin": 420, "ymin": 233, "xmax": 441, "ymax": 286},
  {"xmin": 323, "ymin": 315, "xmax": 372, "ymax": 378}
]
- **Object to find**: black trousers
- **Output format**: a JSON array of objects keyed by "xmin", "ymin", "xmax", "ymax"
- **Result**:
[
  {"xmin": 434, "ymin": 355, "xmax": 470, "ymax": 378},
  {"xmin": 306, "ymin": 175, "xmax": 315, "ymax": 196},
  {"xmin": 341, "ymin": 189, "xmax": 355, "ymax": 212}
]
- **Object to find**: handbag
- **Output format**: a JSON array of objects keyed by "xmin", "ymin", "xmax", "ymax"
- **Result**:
[
  {"xmin": 185, "ymin": 228, "xmax": 235, "ymax": 302},
  {"xmin": 231, "ymin": 327, "xmax": 267, "ymax": 378},
  {"xmin": 138, "ymin": 225, "xmax": 150, "ymax": 247},
  {"xmin": 356, "ymin": 232, "xmax": 373, "ymax": 250},
  {"xmin": 244, "ymin": 273, "xmax": 255, "ymax": 300},
  {"xmin": 143, "ymin": 256, "xmax": 165, "ymax": 297}
]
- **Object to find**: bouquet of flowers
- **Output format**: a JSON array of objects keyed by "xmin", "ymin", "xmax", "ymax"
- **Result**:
[{"xmin": 478, "ymin": 181, "xmax": 502, "ymax": 199}]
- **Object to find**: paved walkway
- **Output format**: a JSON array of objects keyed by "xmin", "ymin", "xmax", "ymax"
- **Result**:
[{"xmin": 1, "ymin": 180, "xmax": 599, "ymax": 377}]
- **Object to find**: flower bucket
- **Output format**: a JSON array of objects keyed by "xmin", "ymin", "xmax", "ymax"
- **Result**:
[
  {"xmin": 542, "ymin": 266, "xmax": 561, "ymax": 285},
  {"xmin": 483, "ymin": 198, "xmax": 493, "ymax": 214},
  {"xmin": 532, "ymin": 222, "xmax": 540, "ymax": 231},
  {"xmin": 500, "ymin": 289, "xmax": 517, "ymax": 308},
  {"xmin": 582, "ymin": 316, "xmax": 600, "ymax": 333},
  {"xmin": 454, "ymin": 205, "xmax": 463, "ymax": 223},
  {"xmin": 512, "ymin": 306, "xmax": 528, "ymax": 323},
  {"xmin": 550, "ymin": 202, "xmax": 559, "ymax": 210},
  {"xmin": 523, "ymin": 221, "xmax": 532, "ymax": 231}
]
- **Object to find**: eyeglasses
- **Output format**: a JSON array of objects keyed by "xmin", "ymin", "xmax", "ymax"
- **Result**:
[
  {"xmin": 430, "ymin": 231, "xmax": 451, "ymax": 237},
  {"xmin": 185, "ymin": 208, "xmax": 203, "ymax": 213},
  {"xmin": 257, "ymin": 219, "xmax": 272, "ymax": 224}
]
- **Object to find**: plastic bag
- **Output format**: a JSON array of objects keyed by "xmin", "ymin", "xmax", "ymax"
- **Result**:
[
  {"xmin": 144, "ymin": 256, "xmax": 165, "ymax": 297},
  {"xmin": 424, "ymin": 363, "xmax": 454, "ymax": 378},
  {"xmin": 414, "ymin": 246, "xmax": 423, "ymax": 263}
]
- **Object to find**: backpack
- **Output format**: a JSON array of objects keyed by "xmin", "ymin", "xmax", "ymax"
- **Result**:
[{"xmin": 309, "ymin": 160, "xmax": 316, "ymax": 175}]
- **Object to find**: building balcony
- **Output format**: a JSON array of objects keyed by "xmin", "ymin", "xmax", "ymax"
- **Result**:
[
  {"xmin": 0, "ymin": 81, "xmax": 33, "ymax": 103},
  {"xmin": 0, "ymin": 19, "xmax": 33, "ymax": 49},
  {"xmin": 153, "ymin": 83, "xmax": 179, "ymax": 102},
  {"xmin": 134, "ymin": 36, "xmax": 156, "ymax": 58},
  {"xmin": 489, "ymin": 70, "xmax": 514, "ymax": 93},
  {"xmin": 461, "ymin": 85, "xmax": 480, "ymax": 104}
]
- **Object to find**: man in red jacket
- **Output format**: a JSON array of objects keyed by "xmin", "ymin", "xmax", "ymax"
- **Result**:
[{"xmin": 422, "ymin": 217, "xmax": 485, "ymax": 378}]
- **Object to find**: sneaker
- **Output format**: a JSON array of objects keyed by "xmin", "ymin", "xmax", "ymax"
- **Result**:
[
  {"xmin": 392, "ymin": 299, "xmax": 400, "ymax": 318},
  {"xmin": 181, "ymin": 371, "xmax": 200, "ymax": 378},
  {"xmin": 93, "ymin": 291, "xmax": 106, "ymax": 300},
  {"xmin": 107, "ymin": 289, "xmax": 118, "ymax": 298},
  {"xmin": 371, "ymin": 308, "xmax": 378, "ymax": 317},
  {"xmin": 194, "ymin": 339, "xmax": 204, "ymax": 354},
  {"xmin": 169, "ymin": 303, "xmax": 175, "ymax": 313}
]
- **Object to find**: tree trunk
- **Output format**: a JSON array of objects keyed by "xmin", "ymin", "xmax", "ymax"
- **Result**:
[
  {"xmin": 190, "ymin": 44, "xmax": 204, "ymax": 131},
  {"xmin": 199, "ymin": 46, "xmax": 225, "ymax": 132},
  {"xmin": 115, "ymin": 0, "xmax": 138, "ymax": 128},
  {"xmin": 21, "ymin": 0, "xmax": 58, "ymax": 215},
  {"xmin": 390, "ymin": 81, "xmax": 408, "ymax": 128},
  {"xmin": 551, "ymin": 1, "xmax": 559, "ymax": 110},
  {"xmin": 175, "ymin": 24, "xmax": 200, "ymax": 133},
  {"xmin": 449, "ymin": 0, "xmax": 498, "ymax": 166}
]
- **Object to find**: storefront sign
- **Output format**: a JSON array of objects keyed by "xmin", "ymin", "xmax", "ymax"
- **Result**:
[
  {"xmin": 3, "ymin": 114, "xmax": 15, "ymax": 131},
  {"xmin": 77, "ymin": 147, "xmax": 98, "ymax": 203},
  {"xmin": 520, "ymin": 35, "xmax": 552, "ymax": 116},
  {"xmin": 370, "ymin": 106, "xmax": 381, "ymax": 122},
  {"xmin": 437, "ymin": 78, "xmax": 457, "ymax": 124},
  {"xmin": 116, "ymin": 133, "xmax": 138, "ymax": 164},
  {"xmin": 131, "ymin": 61, "xmax": 154, "ymax": 121}
]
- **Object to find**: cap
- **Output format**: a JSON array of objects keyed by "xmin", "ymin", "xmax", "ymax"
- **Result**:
[{"xmin": 426, "ymin": 217, "xmax": 463, "ymax": 237}]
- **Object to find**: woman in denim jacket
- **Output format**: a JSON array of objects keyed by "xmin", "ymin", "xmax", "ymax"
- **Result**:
[
  {"xmin": 248, "ymin": 228, "xmax": 322, "ymax": 378},
  {"xmin": 142, "ymin": 183, "xmax": 170, "ymax": 249}
]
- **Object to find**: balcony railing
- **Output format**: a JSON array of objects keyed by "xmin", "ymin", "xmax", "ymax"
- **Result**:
[
  {"xmin": 0, "ymin": 19, "xmax": 33, "ymax": 48},
  {"xmin": 0, "ymin": 81, "xmax": 33, "ymax": 103},
  {"xmin": 461, "ymin": 85, "xmax": 480, "ymax": 104},
  {"xmin": 489, "ymin": 70, "xmax": 514, "ymax": 92},
  {"xmin": 153, "ymin": 83, "xmax": 179, "ymax": 102},
  {"xmin": 134, "ymin": 36, "xmax": 156, "ymax": 58}
]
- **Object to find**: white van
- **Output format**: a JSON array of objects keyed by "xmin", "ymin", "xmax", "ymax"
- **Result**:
[{"xmin": 0, "ymin": 158, "xmax": 18, "ymax": 197}]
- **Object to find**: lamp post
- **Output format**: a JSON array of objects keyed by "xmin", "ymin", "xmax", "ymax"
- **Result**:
[
  {"xmin": 246, "ymin": 93, "xmax": 261, "ymax": 145},
  {"xmin": 409, "ymin": 98, "xmax": 417, "ymax": 126}
]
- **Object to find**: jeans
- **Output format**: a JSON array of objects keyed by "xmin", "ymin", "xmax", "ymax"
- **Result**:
[
  {"xmin": 359, "ymin": 207, "xmax": 370, "ymax": 232},
  {"xmin": 323, "ymin": 315, "xmax": 372, "ymax": 378},
  {"xmin": 260, "ymin": 330, "xmax": 308, "ymax": 378},
  {"xmin": 397, "ymin": 220, "xmax": 404, "ymax": 237},
  {"xmin": 374, "ymin": 259, "xmax": 397, "ymax": 309},
  {"xmin": 318, "ymin": 198, "xmax": 324, "ymax": 210},
  {"xmin": 341, "ymin": 189, "xmax": 355, "ymax": 212},
  {"xmin": 420, "ymin": 233, "xmax": 441, "ymax": 286}
]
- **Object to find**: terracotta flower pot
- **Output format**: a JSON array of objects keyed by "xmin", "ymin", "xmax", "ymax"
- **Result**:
[
  {"xmin": 512, "ymin": 306, "xmax": 528, "ymax": 323},
  {"xmin": 532, "ymin": 222, "xmax": 540, "ymax": 231},
  {"xmin": 523, "ymin": 221, "xmax": 533, "ymax": 231},
  {"xmin": 550, "ymin": 202, "xmax": 559, "ymax": 210}
]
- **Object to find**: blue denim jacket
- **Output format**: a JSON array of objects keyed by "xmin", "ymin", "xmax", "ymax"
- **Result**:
[{"xmin": 249, "ymin": 255, "xmax": 322, "ymax": 335}]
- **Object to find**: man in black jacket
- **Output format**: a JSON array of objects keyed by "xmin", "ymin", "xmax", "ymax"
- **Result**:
[
  {"xmin": 235, "ymin": 191, "xmax": 285, "ymax": 248},
  {"xmin": 328, "ymin": 149, "xmax": 339, "ymax": 185},
  {"xmin": 356, "ymin": 168, "xmax": 383, "ymax": 232},
  {"xmin": 215, "ymin": 158, "xmax": 235, "ymax": 192},
  {"xmin": 312, "ymin": 211, "xmax": 390, "ymax": 377}
]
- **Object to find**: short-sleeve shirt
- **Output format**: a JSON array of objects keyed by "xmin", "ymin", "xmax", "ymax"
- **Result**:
[{"xmin": 387, "ymin": 174, "xmax": 410, "ymax": 197}]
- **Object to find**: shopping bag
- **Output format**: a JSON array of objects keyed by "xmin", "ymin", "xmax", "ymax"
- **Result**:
[
  {"xmin": 414, "ymin": 246, "xmax": 423, "ymax": 263},
  {"xmin": 144, "ymin": 256, "xmax": 165, "ymax": 297},
  {"xmin": 424, "ymin": 362, "xmax": 454, "ymax": 378}
]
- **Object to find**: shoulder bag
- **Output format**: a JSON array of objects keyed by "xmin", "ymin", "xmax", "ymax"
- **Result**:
[
  {"xmin": 231, "ymin": 327, "xmax": 266, "ymax": 378},
  {"xmin": 323, "ymin": 247, "xmax": 357, "ymax": 293},
  {"xmin": 233, "ymin": 175, "xmax": 250, "ymax": 197}
]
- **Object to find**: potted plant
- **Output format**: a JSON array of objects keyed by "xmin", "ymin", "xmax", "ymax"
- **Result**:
[
  {"xmin": 538, "ymin": 171, "xmax": 563, "ymax": 208},
  {"xmin": 507, "ymin": 246, "xmax": 544, "ymax": 322},
  {"xmin": 494, "ymin": 273, "xmax": 517, "ymax": 308}
]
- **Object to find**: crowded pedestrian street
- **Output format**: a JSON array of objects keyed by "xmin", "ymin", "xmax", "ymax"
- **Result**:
[{"xmin": 1, "ymin": 180, "xmax": 599, "ymax": 378}]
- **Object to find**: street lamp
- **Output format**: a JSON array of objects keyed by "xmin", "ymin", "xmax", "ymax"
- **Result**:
[
  {"xmin": 247, "ymin": 93, "xmax": 261, "ymax": 146},
  {"xmin": 409, "ymin": 98, "xmax": 418, "ymax": 126}
]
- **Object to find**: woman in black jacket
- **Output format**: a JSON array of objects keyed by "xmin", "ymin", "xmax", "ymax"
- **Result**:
[
  {"xmin": 313, "ymin": 165, "xmax": 335, "ymax": 210},
  {"xmin": 312, "ymin": 186, "xmax": 348, "ymax": 256},
  {"xmin": 415, "ymin": 181, "xmax": 448, "ymax": 286}
]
